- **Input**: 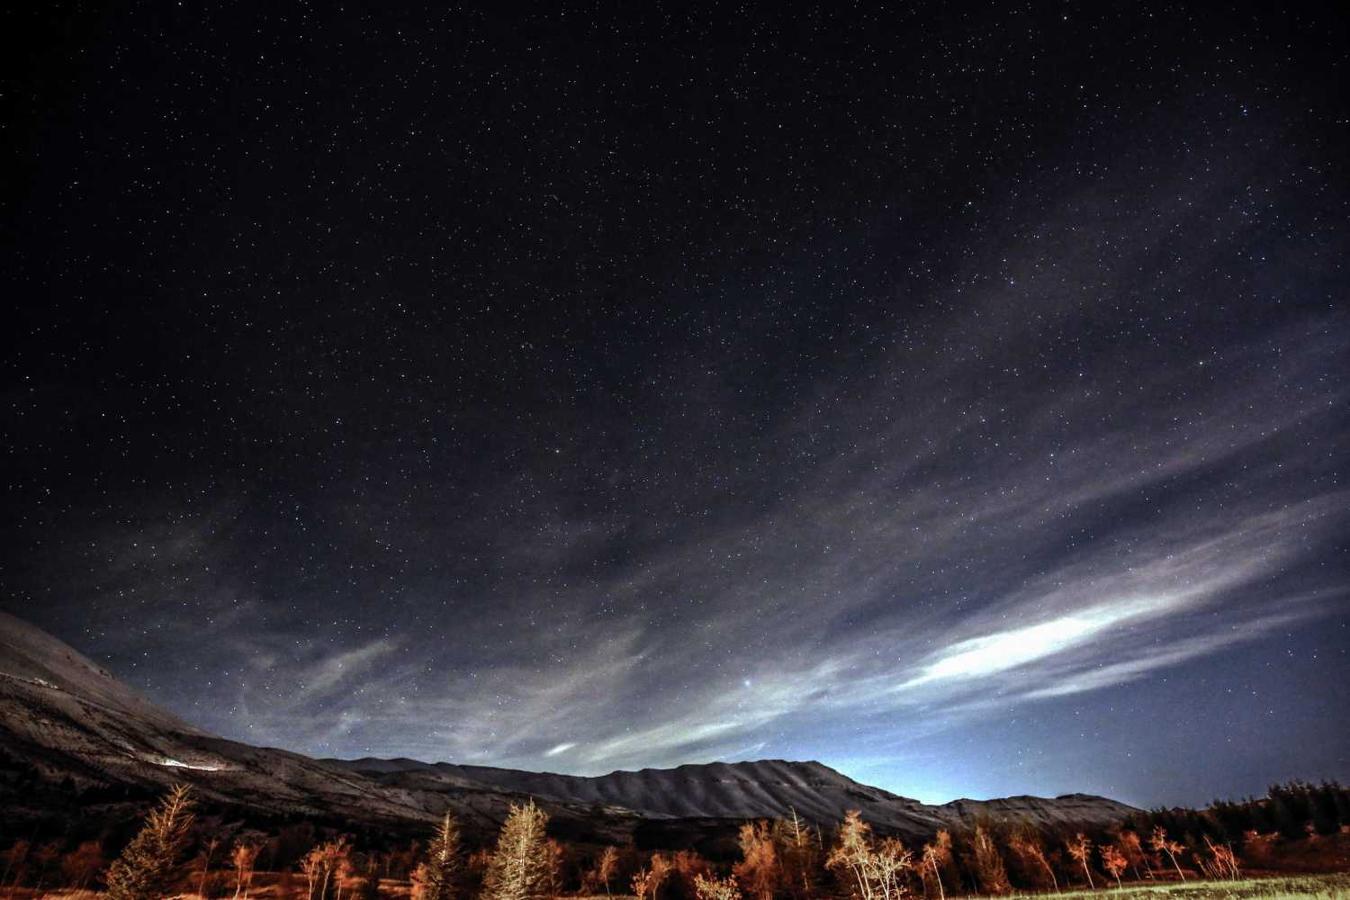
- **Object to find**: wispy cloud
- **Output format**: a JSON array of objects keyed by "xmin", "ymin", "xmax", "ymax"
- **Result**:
[
  {"xmin": 24, "ymin": 140, "xmax": 1346, "ymax": 799},
  {"xmin": 166, "ymin": 307, "xmax": 1346, "ymax": 778},
  {"xmin": 295, "ymin": 638, "xmax": 401, "ymax": 700}
]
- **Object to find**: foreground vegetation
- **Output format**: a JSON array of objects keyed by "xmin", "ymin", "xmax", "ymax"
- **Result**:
[
  {"xmin": 1004, "ymin": 873, "xmax": 1350, "ymax": 899},
  {"xmin": 3, "ymin": 781, "xmax": 1347, "ymax": 899}
]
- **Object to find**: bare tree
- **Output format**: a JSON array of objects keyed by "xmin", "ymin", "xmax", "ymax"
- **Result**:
[
  {"xmin": 1065, "ymin": 835, "xmax": 1094, "ymax": 890},
  {"xmin": 693, "ymin": 873, "xmax": 744, "ymax": 900},
  {"xmin": 587, "ymin": 846, "xmax": 620, "ymax": 898},
  {"xmin": 302, "ymin": 838, "xmax": 352, "ymax": 900},
  {"xmin": 826, "ymin": 812, "xmax": 876, "ymax": 900},
  {"xmin": 1007, "ymin": 830, "xmax": 1057, "ymax": 892},
  {"xmin": 919, "ymin": 831, "xmax": 952, "ymax": 900},
  {"xmin": 632, "ymin": 866, "xmax": 651, "ymax": 900},
  {"xmin": 197, "ymin": 837, "xmax": 221, "ymax": 899},
  {"xmin": 633, "ymin": 854, "xmax": 673, "ymax": 900},
  {"xmin": 735, "ymin": 822, "xmax": 781, "ymax": 900},
  {"xmin": 826, "ymin": 811, "xmax": 913, "ymax": 900},
  {"xmin": 970, "ymin": 826, "xmax": 1010, "ymax": 896},
  {"xmin": 1202, "ymin": 837, "xmax": 1239, "ymax": 881},
  {"xmin": 232, "ymin": 841, "xmax": 260, "ymax": 900},
  {"xmin": 1148, "ymin": 827, "xmax": 1186, "ymax": 881}
]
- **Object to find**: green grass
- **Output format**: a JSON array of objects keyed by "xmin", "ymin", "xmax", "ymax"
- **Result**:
[{"xmin": 999, "ymin": 873, "xmax": 1350, "ymax": 899}]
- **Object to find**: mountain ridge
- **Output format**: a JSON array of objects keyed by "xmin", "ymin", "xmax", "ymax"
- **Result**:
[
  {"xmin": 0, "ymin": 611, "xmax": 1138, "ymax": 844},
  {"xmin": 328, "ymin": 754, "xmax": 1110, "ymax": 808}
]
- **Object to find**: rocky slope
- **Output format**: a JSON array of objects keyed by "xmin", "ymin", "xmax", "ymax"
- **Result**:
[{"xmin": 0, "ymin": 611, "xmax": 1135, "ymax": 845}]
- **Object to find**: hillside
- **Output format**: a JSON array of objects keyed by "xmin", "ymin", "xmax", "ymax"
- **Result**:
[
  {"xmin": 0, "ymin": 612, "xmax": 1135, "ymax": 845},
  {"xmin": 330, "ymin": 756, "xmax": 1136, "ymax": 837}
]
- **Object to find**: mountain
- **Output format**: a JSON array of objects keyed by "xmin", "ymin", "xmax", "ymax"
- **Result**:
[
  {"xmin": 0, "ymin": 611, "xmax": 1136, "ymax": 847},
  {"xmin": 327, "ymin": 757, "xmax": 1135, "ymax": 838}
]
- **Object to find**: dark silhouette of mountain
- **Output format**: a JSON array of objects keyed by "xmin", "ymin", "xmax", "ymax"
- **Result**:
[{"xmin": 0, "ymin": 611, "xmax": 1135, "ymax": 845}]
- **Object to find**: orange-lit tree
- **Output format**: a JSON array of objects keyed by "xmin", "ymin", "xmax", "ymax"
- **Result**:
[
  {"xmin": 105, "ymin": 784, "xmax": 196, "ymax": 900},
  {"xmin": 61, "ymin": 840, "xmax": 106, "ymax": 891},
  {"xmin": 735, "ymin": 822, "xmax": 782, "ymax": 900},
  {"xmin": 197, "ymin": 836, "xmax": 221, "ymax": 899},
  {"xmin": 230, "ymin": 841, "xmax": 260, "ymax": 900},
  {"xmin": 1007, "ymin": 830, "xmax": 1057, "ymax": 892},
  {"xmin": 1099, "ymin": 844, "xmax": 1126, "ymax": 888},
  {"xmin": 588, "ymin": 846, "xmax": 621, "ymax": 898},
  {"xmin": 826, "ymin": 811, "xmax": 913, "ymax": 900},
  {"xmin": 777, "ymin": 809, "xmax": 820, "ymax": 900},
  {"xmin": 1065, "ymin": 834, "xmax": 1093, "ymax": 890},
  {"xmin": 633, "ymin": 853, "xmax": 674, "ymax": 900},
  {"xmin": 1202, "ymin": 837, "xmax": 1239, "ymax": 881},
  {"xmin": 970, "ymin": 826, "xmax": 1010, "ymax": 896},
  {"xmin": 919, "ymin": 831, "xmax": 952, "ymax": 900},
  {"xmin": 694, "ymin": 872, "xmax": 744, "ymax": 900},
  {"xmin": 1148, "ymin": 826, "xmax": 1186, "ymax": 881},
  {"xmin": 1116, "ymin": 830, "xmax": 1147, "ymax": 881},
  {"xmin": 485, "ymin": 802, "xmax": 556, "ymax": 900}
]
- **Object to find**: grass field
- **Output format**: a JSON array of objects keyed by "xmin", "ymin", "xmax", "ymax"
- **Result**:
[{"xmin": 998, "ymin": 873, "xmax": 1350, "ymax": 899}]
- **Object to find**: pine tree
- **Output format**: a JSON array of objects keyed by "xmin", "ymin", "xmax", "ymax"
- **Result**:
[
  {"xmin": 414, "ymin": 812, "xmax": 465, "ymax": 900},
  {"xmin": 105, "ymin": 784, "xmax": 196, "ymax": 900},
  {"xmin": 483, "ymin": 800, "xmax": 556, "ymax": 900},
  {"xmin": 776, "ymin": 809, "xmax": 820, "ymax": 900}
]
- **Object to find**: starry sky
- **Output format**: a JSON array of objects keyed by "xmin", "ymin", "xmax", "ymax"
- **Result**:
[{"xmin": 4, "ymin": 3, "xmax": 1348, "ymax": 809}]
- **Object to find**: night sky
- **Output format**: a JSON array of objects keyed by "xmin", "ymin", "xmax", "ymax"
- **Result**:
[{"xmin": 4, "ymin": 3, "xmax": 1348, "ymax": 809}]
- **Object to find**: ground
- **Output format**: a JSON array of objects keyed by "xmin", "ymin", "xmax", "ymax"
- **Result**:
[
  {"xmin": 1000, "ymin": 873, "xmax": 1350, "ymax": 899},
  {"xmin": 22, "ymin": 874, "xmax": 1350, "ymax": 899}
]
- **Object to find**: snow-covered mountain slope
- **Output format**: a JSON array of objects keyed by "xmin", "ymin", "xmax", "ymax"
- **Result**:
[
  {"xmin": 0, "ymin": 612, "xmax": 1135, "ymax": 843},
  {"xmin": 0, "ymin": 612, "xmax": 436, "ymax": 827},
  {"xmin": 0, "ymin": 611, "xmax": 198, "ymax": 735}
]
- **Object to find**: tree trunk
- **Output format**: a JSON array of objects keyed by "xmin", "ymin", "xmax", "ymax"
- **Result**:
[{"xmin": 1043, "ymin": 860, "xmax": 1058, "ymax": 893}]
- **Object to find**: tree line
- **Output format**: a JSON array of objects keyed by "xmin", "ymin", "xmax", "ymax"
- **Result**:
[
  {"xmin": 3, "ymin": 780, "xmax": 1347, "ymax": 898},
  {"xmin": 1128, "ymin": 781, "xmax": 1350, "ymax": 845}
]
